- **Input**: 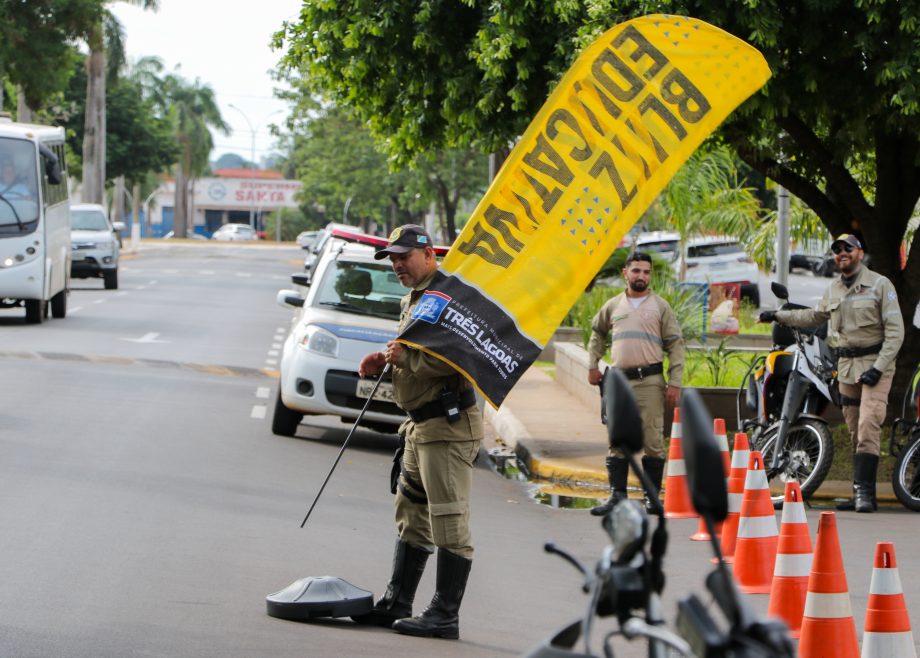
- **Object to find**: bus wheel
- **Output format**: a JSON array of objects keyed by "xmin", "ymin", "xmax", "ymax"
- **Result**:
[
  {"xmin": 51, "ymin": 289, "xmax": 67, "ymax": 318},
  {"xmin": 25, "ymin": 299, "xmax": 46, "ymax": 324}
]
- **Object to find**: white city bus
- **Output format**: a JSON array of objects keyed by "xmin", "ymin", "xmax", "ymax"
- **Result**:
[{"xmin": 0, "ymin": 116, "xmax": 70, "ymax": 324}]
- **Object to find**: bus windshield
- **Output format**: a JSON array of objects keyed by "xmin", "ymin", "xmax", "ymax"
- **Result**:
[{"xmin": 0, "ymin": 137, "xmax": 39, "ymax": 234}]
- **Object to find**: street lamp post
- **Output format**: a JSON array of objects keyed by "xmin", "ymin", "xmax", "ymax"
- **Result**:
[{"xmin": 228, "ymin": 105, "xmax": 282, "ymax": 232}]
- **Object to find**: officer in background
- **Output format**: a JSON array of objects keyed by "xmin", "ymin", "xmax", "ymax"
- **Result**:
[
  {"xmin": 356, "ymin": 224, "xmax": 483, "ymax": 640},
  {"xmin": 587, "ymin": 252, "xmax": 684, "ymax": 516},
  {"xmin": 760, "ymin": 233, "xmax": 904, "ymax": 512}
]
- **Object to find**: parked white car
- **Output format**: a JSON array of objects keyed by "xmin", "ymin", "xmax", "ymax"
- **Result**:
[
  {"xmin": 634, "ymin": 232, "xmax": 760, "ymax": 306},
  {"xmin": 211, "ymin": 223, "xmax": 259, "ymax": 241},
  {"xmin": 272, "ymin": 235, "xmax": 407, "ymax": 436},
  {"xmin": 70, "ymin": 203, "xmax": 119, "ymax": 289}
]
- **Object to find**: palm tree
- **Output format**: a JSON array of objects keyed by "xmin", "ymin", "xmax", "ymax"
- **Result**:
[
  {"xmin": 162, "ymin": 74, "xmax": 229, "ymax": 237},
  {"xmin": 82, "ymin": 0, "xmax": 158, "ymax": 204},
  {"xmin": 658, "ymin": 145, "xmax": 762, "ymax": 280}
]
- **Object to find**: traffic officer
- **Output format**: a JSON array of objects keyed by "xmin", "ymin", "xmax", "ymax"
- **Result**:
[
  {"xmin": 760, "ymin": 233, "xmax": 904, "ymax": 512},
  {"xmin": 355, "ymin": 224, "xmax": 482, "ymax": 640},
  {"xmin": 587, "ymin": 251, "xmax": 684, "ymax": 516}
]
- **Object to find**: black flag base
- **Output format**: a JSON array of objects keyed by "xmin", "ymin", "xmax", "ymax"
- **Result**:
[{"xmin": 266, "ymin": 576, "xmax": 373, "ymax": 621}]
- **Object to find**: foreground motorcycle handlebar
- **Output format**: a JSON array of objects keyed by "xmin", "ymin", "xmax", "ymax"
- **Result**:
[{"xmin": 524, "ymin": 372, "xmax": 795, "ymax": 658}]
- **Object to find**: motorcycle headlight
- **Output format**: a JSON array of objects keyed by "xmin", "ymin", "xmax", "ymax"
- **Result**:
[{"xmin": 300, "ymin": 324, "xmax": 338, "ymax": 357}]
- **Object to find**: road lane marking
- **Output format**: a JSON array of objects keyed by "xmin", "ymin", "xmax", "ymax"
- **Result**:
[
  {"xmin": 251, "ymin": 405, "xmax": 266, "ymax": 419},
  {"xmin": 265, "ymin": 358, "xmax": 278, "ymax": 366},
  {"xmin": 236, "ymin": 272, "xmax": 253, "ymax": 278},
  {"xmin": 116, "ymin": 292, "xmax": 128, "ymax": 297},
  {"xmin": 122, "ymin": 332, "xmax": 168, "ymax": 344},
  {"xmin": 93, "ymin": 299, "xmax": 106, "ymax": 304},
  {"xmin": 255, "ymin": 387, "xmax": 270, "ymax": 399},
  {"xmin": 267, "ymin": 350, "xmax": 279, "ymax": 357},
  {"xmin": 271, "ymin": 343, "xmax": 282, "ymax": 349}
]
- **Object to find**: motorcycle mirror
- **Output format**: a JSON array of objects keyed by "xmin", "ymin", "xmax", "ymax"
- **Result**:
[
  {"xmin": 602, "ymin": 500, "xmax": 647, "ymax": 565},
  {"xmin": 679, "ymin": 389, "xmax": 728, "ymax": 522},
  {"xmin": 770, "ymin": 281, "xmax": 789, "ymax": 301},
  {"xmin": 603, "ymin": 367, "xmax": 644, "ymax": 455}
]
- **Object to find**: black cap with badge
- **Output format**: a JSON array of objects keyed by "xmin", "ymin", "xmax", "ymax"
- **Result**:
[
  {"xmin": 831, "ymin": 233, "xmax": 862, "ymax": 250},
  {"xmin": 373, "ymin": 224, "xmax": 433, "ymax": 260}
]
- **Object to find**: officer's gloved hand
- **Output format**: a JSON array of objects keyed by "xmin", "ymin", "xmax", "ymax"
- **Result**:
[
  {"xmin": 859, "ymin": 367, "xmax": 882, "ymax": 387},
  {"xmin": 758, "ymin": 310, "xmax": 777, "ymax": 324}
]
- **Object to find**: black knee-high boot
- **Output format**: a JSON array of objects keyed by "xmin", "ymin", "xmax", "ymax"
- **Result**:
[
  {"xmin": 352, "ymin": 540, "xmax": 431, "ymax": 627},
  {"xmin": 590, "ymin": 456, "xmax": 629, "ymax": 516},
  {"xmin": 392, "ymin": 549, "xmax": 472, "ymax": 639},
  {"xmin": 641, "ymin": 456, "xmax": 666, "ymax": 513}
]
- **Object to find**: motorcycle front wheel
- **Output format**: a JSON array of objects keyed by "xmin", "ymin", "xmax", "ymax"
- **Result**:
[
  {"xmin": 757, "ymin": 420, "xmax": 834, "ymax": 505},
  {"xmin": 892, "ymin": 431, "xmax": 920, "ymax": 512}
]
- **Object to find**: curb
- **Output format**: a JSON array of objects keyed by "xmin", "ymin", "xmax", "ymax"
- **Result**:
[{"xmin": 485, "ymin": 404, "xmax": 898, "ymax": 503}]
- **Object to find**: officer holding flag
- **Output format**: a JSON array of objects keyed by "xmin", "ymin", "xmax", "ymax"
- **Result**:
[{"xmin": 355, "ymin": 224, "xmax": 482, "ymax": 640}]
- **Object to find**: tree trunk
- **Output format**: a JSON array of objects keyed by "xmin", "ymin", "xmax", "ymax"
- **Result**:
[
  {"xmin": 174, "ymin": 162, "xmax": 188, "ymax": 238},
  {"xmin": 83, "ymin": 46, "xmax": 106, "ymax": 204},
  {"xmin": 113, "ymin": 176, "xmax": 126, "ymax": 224},
  {"xmin": 16, "ymin": 87, "xmax": 32, "ymax": 123},
  {"xmin": 131, "ymin": 181, "xmax": 140, "ymax": 238}
]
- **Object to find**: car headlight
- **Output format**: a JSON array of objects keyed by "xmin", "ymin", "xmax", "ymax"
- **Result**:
[{"xmin": 300, "ymin": 324, "xmax": 339, "ymax": 357}]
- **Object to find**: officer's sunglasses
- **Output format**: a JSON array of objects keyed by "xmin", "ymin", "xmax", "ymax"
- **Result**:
[{"xmin": 831, "ymin": 244, "xmax": 855, "ymax": 255}]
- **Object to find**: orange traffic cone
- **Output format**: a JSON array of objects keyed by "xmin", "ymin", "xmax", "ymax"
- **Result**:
[
  {"xmin": 719, "ymin": 432, "xmax": 750, "ymax": 563},
  {"xmin": 663, "ymin": 408, "xmax": 696, "ymax": 519},
  {"xmin": 798, "ymin": 512, "xmax": 859, "ymax": 658},
  {"xmin": 861, "ymin": 542, "xmax": 916, "ymax": 658},
  {"xmin": 691, "ymin": 418, "xmax": 730, "ymax": 541},
  {"xmin": 767, "ymin": 481, "xmax": 812, "ymax": 638},
  {"xmin": 732, "ymin": 450, "xmax": 778, "ymax": 594}
]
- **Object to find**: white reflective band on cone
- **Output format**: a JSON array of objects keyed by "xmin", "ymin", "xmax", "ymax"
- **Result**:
[
  {"xmin": 861, "ymin": 632, "xmax": 917, "ymax": 658},
  {"xmin": 728, "ymin": 492, "xmax": 742, "ymax": 512},
  {"xmin": 803, "ymin": 591, "xmax": 853, "ymax": 618},
  {"xmin": 743, "ymin": 470, "xmax": 769, "ymax": 490},
  {"xmin": 869, "ymin": 568, "xmax": 904, "ymax": 595},
  {"xmin": 667, "ymin": 459, "xmax": 686, "ymax": 477},
  {"xmin": 730, "ymin": 449, "xmax": 749, "ymax": 468},
  {"xmin": 716, "ymin": 434, "xmax": 729, "ymax": 451},
  {"xmin": 774, "ymin": 552, "xmax": 812, "ymax": 577},
  {"xmin": 671, "ymin": 422, "xmax": 681, "ymax": 438},
  {"xmin": 737, "ymin": 515, "xmax": 778, "ymax": 538},
  {"xmin": 780, "ymin": 501, "xmax": 807, "ymax": 525}
]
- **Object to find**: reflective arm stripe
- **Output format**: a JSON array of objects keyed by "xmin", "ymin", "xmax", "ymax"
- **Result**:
[{"xmin": 610, "ymin": 331, "xmax": 663, "ymax": 346}]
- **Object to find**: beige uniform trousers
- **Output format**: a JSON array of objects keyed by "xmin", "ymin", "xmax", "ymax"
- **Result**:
[
  {"xmin": 838, "ymin": 374, "xmax": 893, "ymax": 456},
  {"xmin": 395, "ymin": 436, "xmax": 480, "ymax": 560},
  {"xmin": 608, "ymin": 373, "xmax": 666, "ymax": 460}
]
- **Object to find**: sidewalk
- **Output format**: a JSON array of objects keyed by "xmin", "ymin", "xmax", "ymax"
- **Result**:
[{"xmin": 484, "ymin": 366, "xmax": 894, "ymax": 503}]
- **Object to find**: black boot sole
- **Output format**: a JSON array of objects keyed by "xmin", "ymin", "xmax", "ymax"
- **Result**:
[{"xmin": 392, "ymin": 621, "xmax": 459, "ymax": 639}]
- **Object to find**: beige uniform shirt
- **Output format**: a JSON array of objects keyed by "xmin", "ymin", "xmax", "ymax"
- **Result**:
[
  {"xmin": 393, "ymin": 271, "xmax": 483, "ymax": 443},
  {"xmin": 587, "ymin": 291, "xmax": 685, "ymax": 387},
  {"xmin": 776, "ymin": 266, "xmax": 904, "ymax": 384}
]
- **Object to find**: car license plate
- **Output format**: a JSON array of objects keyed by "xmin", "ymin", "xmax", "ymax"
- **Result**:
[
  {"xmin": 356, "ymin": 379, "xmax": 396, "ymax": 403},
  {"xmin": 708, "ymin": 262, "xmax": 727, "ymax": 269}
]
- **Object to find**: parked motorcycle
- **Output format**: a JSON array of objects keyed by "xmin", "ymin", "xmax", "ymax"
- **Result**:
[
  {"xmin": 737, "ymin": 282, "xmax": 836, "ymax": 505},
  {"xmin": 889, "ymin": 362, "xmax": 920, "ymax": 511},
  {"xmin": 524, "ymin": 369, "xmax": 794, "ymax": 657}
]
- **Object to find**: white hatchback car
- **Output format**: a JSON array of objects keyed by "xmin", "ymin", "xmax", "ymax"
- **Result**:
[
  {"xmin": 211, "ymin": 223, "xmax": 259, "ymax": 241},
  {"xmin": 272, "ymin": 236, "xmax": 407, "ymax": 436},
  {"xmin": 635, "ymin": 232, "xmax": 761, "ymax": 306}
]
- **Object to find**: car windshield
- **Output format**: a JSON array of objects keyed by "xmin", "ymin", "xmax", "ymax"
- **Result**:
[
  {"xmin": 0, "ymin": 137, "xmax": 39, "ymax": 233},
  {"xmin": 71, "ymin": 209, "xmax": 109, "ymax": 231},
  {"xmin": 638, "ymin": 240, "xmax": 678, "ymax": 254},
  {"xmin": 688, "ymin": 241, "xmax": 743, "ymax": 258},
  {"xmin": 314, "ymin": 259, "xmax": 404, "ymax": 320}
]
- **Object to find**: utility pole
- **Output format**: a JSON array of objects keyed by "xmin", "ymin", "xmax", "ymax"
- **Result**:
[
  {"xmin": 776, "ymin": 185, "xmax": 791, "ymax": 288},
  {"xmin": 228, "ymin": 105, "xmax": 282, "ymax": 231}
]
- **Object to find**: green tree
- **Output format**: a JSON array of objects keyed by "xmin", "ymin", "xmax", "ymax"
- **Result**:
[
  {"xmin": 82, "ymin": 0, "xmax": 159, "ymax": 204},
  {"xmin": 0, "ymin": 0, "xmax": 102, "ymax": 110},
  {"xmin": 278, "ymin": 0, "xmax": 920, "ymax": 401}
]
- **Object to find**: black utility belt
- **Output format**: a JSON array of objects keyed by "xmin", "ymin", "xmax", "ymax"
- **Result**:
[
  {"xmin": 407, "ymin": 388, "xmax": 477, "ymax": 423},
  {"xmin": 834, "ymin": 343, "xmax": 882, "ymax": 358},
  {"xmin": 616, "ymin": 362, "xmax": 664, "ymax": 381}
]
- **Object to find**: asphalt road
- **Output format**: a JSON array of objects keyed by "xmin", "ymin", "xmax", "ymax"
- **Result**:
[{"xmin": 1, "ymin": 245, "xmax": 916, "ymax": 657}]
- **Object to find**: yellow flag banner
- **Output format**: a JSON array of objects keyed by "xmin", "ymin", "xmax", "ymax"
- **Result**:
[{"xmin": 399, "ymin": 14, "xmax": 771, "ymax": 408}]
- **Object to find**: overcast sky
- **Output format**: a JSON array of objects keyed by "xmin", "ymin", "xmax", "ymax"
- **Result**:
[{"xmin": 110, "ymin": 1, "xmax": 301, "ymax": 165}]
